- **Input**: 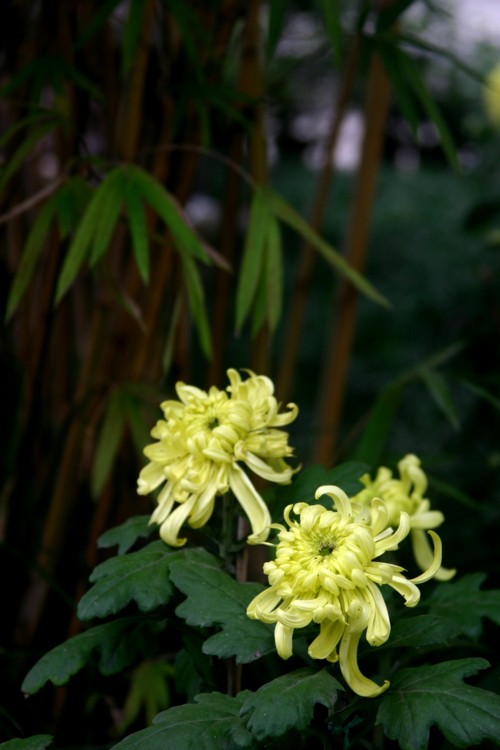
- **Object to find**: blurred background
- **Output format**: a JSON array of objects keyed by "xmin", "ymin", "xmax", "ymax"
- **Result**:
[{"xmin": 1, "ymin": 0, "xmax": 499, "ymax": 743}]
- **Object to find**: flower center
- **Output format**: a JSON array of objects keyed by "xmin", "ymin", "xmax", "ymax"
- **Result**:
[
  {"xmin": 207, "ymin": 417, "xmax": 220, "ymax": 430},
  {"xmin": 317, "ymin": 542, "xmax": 336, "ymax": 557}
]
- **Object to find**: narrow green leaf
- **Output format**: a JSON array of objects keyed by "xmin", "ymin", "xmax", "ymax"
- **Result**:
[
  {"xmin": 377, "ymin": 41, "xmax": 420, "ymax": 134},
  {"xmin": 179, "ymin": 251, "xmax": 212, "ymax": 358},
  {"xmin": 0, "ymin": 120, "xmax": 59, "ymax": 192},
  {"xmin": 427, "ymin": 475, "xmax": 477, "ymax": 509},
  {"xmin": 88, "ymin": 171, "xmax": 124, "ymax": 266},
  {"xmin": 0, "ymin": 111, "xmax": 55, "ymax": 147},
  {"xmin": 317, "ymin": 0, "xmax": 343, "ymax": 63},
  {"xmin": 263, "ymin": 187, "xmax": 391, "ymax": 307},
  {"xmin": 76, "ymin": 0, "xmax": 122, "ymax": 48},
  {"xmin": 0, "ymin": 737, "xmax": 53, "ymax": 750},
  {"xmin": 376, "ymin": 0, "xmax": 416, "ymax": 31},
  {"xmin": 377, "ymin": 658, "xmax": 500, "ymax": 750},
  {"xmin": 129, "ymin": 166, "xmax": 209, "ymax": 263},
  {"xmin": 110, "ymin": 692, "xmax": 253, "ymax": 750},
  {"xmin": 125, "ymin": 181, "xmax": 150, "ymax": 283},
  {"xmin": 55, "ymin": 177, "xmax": 91, "ymax": 239},
  {"xmin": 22, "ymin": 617, "xmax": 165, "ymax": 694},
  {"xmin": 240, "ymin": 668, "xmax": 342, "ymax": 740},
  {"xmin": 124, "ymin": 395, "xmax": 153, "ymax": 462},
  {"xmin": 235, "ymin": 191, "xmax": 271, "ymax": 332},
  {"xmin": 5, "ymin": 198, "xmax": 58, "ymax": 321},
  {"xmin": 396, "ymin": 31, "xmax": 487, "ymax": 87},
  {"xmin": 98, "ymin": 515, "xmax": 154, "ymax": 555},
  {"xmin": 170, "ymin": 551, "xmax": 275, "ymax": 664},
  {"xmin": 425, "ymin": 573, "xmax": 500, "ymax": 639},
  {"xmin": 353, "ymin": 384, "xmax": 402, "ymax": 466},
  {"xmin": 55, "ymin": 182, "xmax": 107, "ymax": 303},
  {"xmin": 264, "ymin": 213, "xmax": 283, "ymax": 331},
  {"xmin": 265, "ymin": 0, "xmax": 289, "ymax": 60},
  {"xmin": 419, "ymin": 367, "xmax": 460, "ymax": 430},
  {"xmin": 91, "ymin": 388, "xmax": 127, "ymax": 498},
  {"xmin": 122, "ymin": 0, "xmax": 147, "ymax": 76},
  {"xmin": 460, "ymin": 378, "xmax": 500, "ymax": 414},
  {"xmin": 398, "ymin": 50, "xmax": 460, "ymax": 172},
  {"xmin": 77, "ymin": 540, "xmax": 191, "ymax": 620}
]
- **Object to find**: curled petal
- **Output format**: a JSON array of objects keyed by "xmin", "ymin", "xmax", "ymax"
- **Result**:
[
  {"xmin": 315, "ymin": 485, "xmax": 352, "ymax": 516},
  {"xmin": 308, "ymin": 619, "xmax": 345, "ymax": 660},
  {"xmin": 158, "ymin": 494, "xmax": 198, "ymax": 547},
  {"xmin": 275, "ymin": 622, "xmax": 294, "ymax": 659},
  {"xmin": 247, "ymin": 587, "xmax": 282, "ymax": 623},
  {"xmin": 229, "ymin": 464, "xmax": 271, "ymax": 544},
  {"xmin": 411, "ymin": 528, "xmax": 456, "ymax": 581},
  {"xmin": 237, "ymin": 447, "xmax": 294, "ymax": 483},
  {"xmin": 410, "ymin": 529, "xmax": 444, "ymax": 584},
  {"xmin": 339, "ymin": 628, "xmax": 389, "ymax": 698}
]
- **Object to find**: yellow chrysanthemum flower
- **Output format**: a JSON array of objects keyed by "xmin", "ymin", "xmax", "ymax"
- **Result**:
[
  {"xmin": 137, "ymin": 369, "xmax": 298, "ymax": 547},
  {"xmin": 351, "ymin": 454, "xmax": 455, "ymax": 581},
  {"xmin": 247, "ymin": 485, "xmax": 442, "ymax": 697}
]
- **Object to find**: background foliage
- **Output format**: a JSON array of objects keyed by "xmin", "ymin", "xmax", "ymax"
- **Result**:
[{"xmin": 1, "ymin": 0, "xmax": 500, "ymax": 747}]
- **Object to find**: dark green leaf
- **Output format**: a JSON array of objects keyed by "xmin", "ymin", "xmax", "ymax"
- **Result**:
[
  {"xmin": 5, "ymin": 198, "xmax": 58, "ymax": 321},
  {"xmin": 0, "ymin": 737, "xmax": 53, "ymax": 750},
  {"xmin": 77, "ymin": 541, "xmax": 191, "ymax": 620},
  {"xmin": 91, "ymin": 388, "xmax": 127, "ymax": 497},
  {"xmin": 317, "ymin": 0, "xmax": 342, "ymax": 63},
  {"xmin": 98, "ymin": 515, "xmax": 155, "ymax": 554},
  {"xmin": 88, "ymin": 171, "xmax": 124, "ymax": 266},
  {"xmin": 460, "ymin": 379, "xmax": 500, "ymax": 414},
  {"xmin": 124, "ymin": 396, "xmax": 154, "ymax": 461},
  {"xmin": 398, "ymin": 50, "xmax": 460, "ymax": 172},
  {"xmin": 170, "ymin": 552, "xmax": 275, "ymax": 664},
  {"xmin": 377, "ymin": 658, "xmax": 500, "ymax": 750},
  {"xmin": 240, "ymin": 668, "xmax": 342, "ymax": 740},
  {"xmin": 427, "ymin": 475, "xmax": 476, "ymax": 509},
  {"xmin": 264, "ymin": 214, "xmax": 282, "ymax": 331},
  {"xmin": 110, "ymin": 692, "xmax": 253, "ymax": 750},
  {"xmin": 130, "ymin": 166, "xmax": 209, "ymax": 263},
  {"xmin": 121, "ymin": 0, "xmax": 147, "ymax": 76},
  {"xmin": 235, "ymin": 191, "xmax": 271, "ymax": 333},
  {"xmin": 265, "ymin": 0, "xmax": 289, "ymax": 60},
  {"xmin": 22, "ymin": 618, "xmax": 164, "ymax": 694},
  {"xmin": 125, "ymin": 182, "xmax": 150, "ymax": 283},
  {"xmin": 376, "ymin": 0, "xmax": 416, "ymax": 31},
  {"xmin": 425, "ymin": 573, "xmax": 500, "ymax": 638},
  {"xmin": 76, "ymin": 0, "xmax": 123, "ymax": 48},
  {"xmin": 419, "ymin": 367, "xmax": 460, "ymax": 430},
  {"xmin": 380, "ymin": 614, "xmax": 462, "ymax": 651},
  {"xmin": 178, "ymin": 251, "xmax": 212, "ymax": 358},
  {"xmin": 0, "ymin": 120, "xmax": 59, "ymax": 192},
  {"xmin": 263, "ymin": 187, "xmax": 390, "ymax": 307},
  {"xmin": 377, "ymin": 41, "xmax": 420, "ymax": 134}
]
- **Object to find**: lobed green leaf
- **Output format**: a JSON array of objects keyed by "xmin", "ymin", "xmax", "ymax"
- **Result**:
[
  {"xmin": 377, "ymin": 658, "xmax": 500, "ymax": 750},
  {"xmin": 98, "ymin": 514, "xmax": 155, "ymax": 554},
  {"xmin": 425, "ymin": 573, "xmax": 500, "ymax": 639},
  {"xmin": 170, "ymin": 551, "xmax": 275, "ymax": 664},
  {"xmin": 0, "ymin": 738, "xmax": 53, "ymax": 750},
  {"xmin": 77, "ymin": 540, "xmax": 190, "ymax": 620},
  {"xmin": 22, "ymin": 618, "xmax": 165, "ymax": 694},
  {"xmin": 240, "ymin": 668, "xmax": 342, "ymax": 740},
  {"xmin": 379, "ymin": 614, "xmax": 462, "ymax": 651},
  {"xmin": 110, "ymin": 692, "xmax": 253, "ymax": 750}
]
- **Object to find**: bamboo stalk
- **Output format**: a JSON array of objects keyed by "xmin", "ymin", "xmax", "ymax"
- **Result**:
[
  {"xmin": 312, "ymin": 51, "xmax": 391, "ymax": 466},
  {"xmin": 276, "ymin": 39, "xmax": 360, "ymax": 403}
]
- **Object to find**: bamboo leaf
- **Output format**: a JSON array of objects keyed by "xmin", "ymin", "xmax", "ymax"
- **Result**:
[
  {"xmin": 76, "ymin": 0, "xmax": 123, "ymax": 48},
  {"xmin": 419, "ymin": 368, "xmax": 460, "ymax": 430},
  {"xmin": 91, "ymin": 388, "xmax": 127, "ymax": 498},
  {"xmin": 264, "ymin": 214, "xmax": 283, "ymax": 332},
  {"xmin": 0, "ymin": 120, "xmax": 59, "ymax": 192},
  {"xmin": 317, "ymin": 0, "xmax": 343, "ymax": 64},
  {"xmin": 265, "ymin": 0, "xmax": 289, "ymax": 60},
  {"xmin": 263, "ymin": 187, "xmax": 391, "ymax": 307},
  {"xmin": 122, "ymin": 0, "xmax": 147, "ymax": 77},
  {"xmin": 398, "ymin": 50, "xmax": 460, "ymax": 172},
  {"xmin": 460, "ymin": 379, "xmax": 500, "ymax": 414},
  {"xmin": 353, "ymin": 384, "xmax": 402, "ymax": 466},
  {"xmin": 376, "ymin": 0, "xmax": 417, "ymax": 31},
  {"xmin": 178, "ymin": 252, "xmax": 212, "ymax": 358},
  {"xmin": 377, "ymin": 40, "xmax": 420, "ymax": 134},
  {"xmin": 125, "ymin": 181, "xmax": 150, "ymax": 283},
  {"xmin": 129, "ymin": 166, "xmax": 209, "ymax": 264},
  {"xmin": 235, "ymin": 191, "xmax": 272, "ymax": 333},
  {"xmin": 89, "ymin": 171, "xmax": 124, "ymax": 266},
  {"xmin": 5, "ymin": 198, "xmax": 58, "ymax": 321}
]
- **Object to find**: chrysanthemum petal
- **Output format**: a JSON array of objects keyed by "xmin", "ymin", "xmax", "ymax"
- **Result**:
[
  {"xmin": 409, "ymin": 529, "xmax": 445, "ymax": 583},
  {"xmin": 339, "ymin": 628, "xmax": 389, "ymax": 697},
  {"xmin": 411, "ymin": 528, "xmax": 456, "ymax": 581},
  {"xmin": 158, "ymin": 495, "xmax": 197, "ymax": 547},
  {"xmin": 308, "ymin": 619, "xmax": 345, "ymax": 660},
  {"xmin": 274, "ymin": 622, "xmax": 294, "ymax": 659},
  {"xmin": 229, "ymin": 465, "xmax": 271, "ymax": 545}
]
